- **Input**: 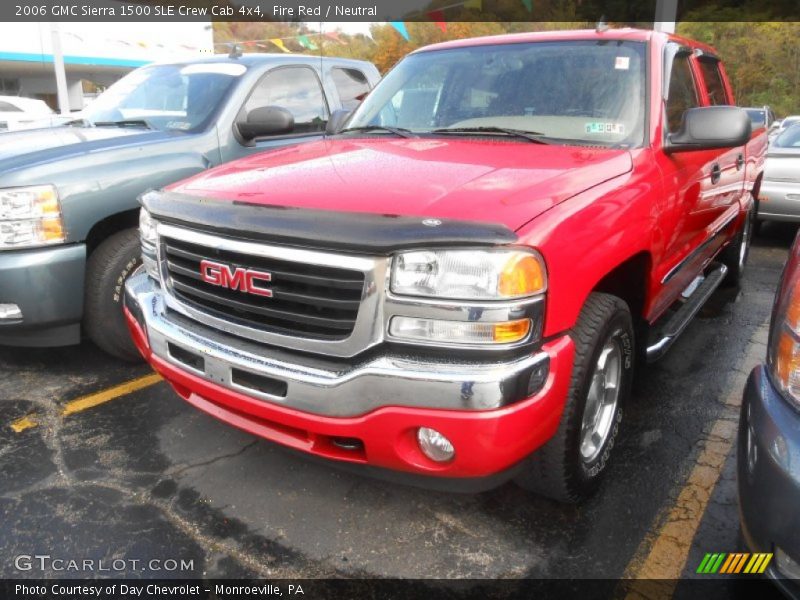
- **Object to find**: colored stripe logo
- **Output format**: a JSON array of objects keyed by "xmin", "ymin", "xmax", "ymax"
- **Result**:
[{"xmin": 697, "ymin": 552, "xmax": 772, "ymax": 574}]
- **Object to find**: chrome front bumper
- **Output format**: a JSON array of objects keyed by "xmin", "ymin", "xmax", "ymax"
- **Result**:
[{"xmin": 125, "ymin": 273, "xmax": 551, "ymax": 418}]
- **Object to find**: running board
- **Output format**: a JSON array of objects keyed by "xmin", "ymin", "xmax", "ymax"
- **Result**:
[{"xmin": 646, "ymin": 262, "xmax": 728, "ymax": 363}]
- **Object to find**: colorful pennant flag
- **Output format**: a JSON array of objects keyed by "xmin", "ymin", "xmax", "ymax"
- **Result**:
[
  {"xmin": 522, "ymin": 0, "xmax": 533, "ymax": 11},
  {"xmin": 270, "ymin": 38, "xmax": 290, "ymax": 53},
  {"xmin": 428, "ymin": 10, "xmax": 447, "ymax": 32},
  {"xmin": 390, "ymin": 21, "xmax": 410, "ymax": 41},
  {"xmin": 464, "ymin": 0, "xmax": 482, "ymax": 9},
  {"xmin": 297, "ymin": 34, "xmax": 317, "ymax": 50},
  {"xmin": 325, "ymin": 31, "xmax": 346, "ymax": 44}
]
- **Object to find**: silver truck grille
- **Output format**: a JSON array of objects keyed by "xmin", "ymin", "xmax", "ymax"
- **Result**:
[{"xmin": 159, "ymin": 228, "xmax": 366, "ymax": 341}]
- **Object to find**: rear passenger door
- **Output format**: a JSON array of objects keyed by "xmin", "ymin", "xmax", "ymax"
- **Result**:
[
  {"xmin": 696, "ymin": 54, "xmax": 748, "ymax": 225},
  {"xmin": 222, "ymin": 65, "xmax": 330, "ymax": 162}
]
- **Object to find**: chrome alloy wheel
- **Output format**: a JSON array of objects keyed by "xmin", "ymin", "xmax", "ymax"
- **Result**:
[{"xmin": 579, "ymin": 331, "xmax": 623, "ymax": 463}]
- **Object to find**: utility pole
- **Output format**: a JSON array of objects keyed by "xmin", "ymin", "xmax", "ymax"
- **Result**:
[
  {"xmin": 49, "ymin": 22, "xmax": 70, "ymax": 114},
  {"xmin": 654, "ymin": 0, "xmax": 678, "ymax": 33}
]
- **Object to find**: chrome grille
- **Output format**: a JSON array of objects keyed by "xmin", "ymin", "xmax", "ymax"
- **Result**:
[{"xmin": 161, "ymin": 231, "xmax": 365, "ymax": 340}]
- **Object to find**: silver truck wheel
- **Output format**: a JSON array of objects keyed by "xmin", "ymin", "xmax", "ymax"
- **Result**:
[{"xmin": 515, "ymin": 293, "xmax": 634, "ymax": 503}]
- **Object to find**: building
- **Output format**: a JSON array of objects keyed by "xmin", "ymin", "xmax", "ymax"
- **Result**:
[{"xmin": 0, "ymin": 21, "xmax": 213, "ymax": 112}]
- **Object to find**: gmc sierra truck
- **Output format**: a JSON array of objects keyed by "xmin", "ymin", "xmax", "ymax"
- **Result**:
[
  {"xmin": 0, "ymin": 54, "xmax": 379, "ymax": 360},
  {"xmin": 125, "ymin": 29, "xmax": 765, "ymax": 501}
]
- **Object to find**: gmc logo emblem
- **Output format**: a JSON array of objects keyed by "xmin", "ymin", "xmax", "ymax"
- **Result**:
[{"xmin": 199, "ymin": 260, "xmax": 273, "ymax": 297}]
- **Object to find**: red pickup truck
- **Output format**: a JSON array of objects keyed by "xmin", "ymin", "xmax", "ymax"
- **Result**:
[{"xmin": 124, "ymin": 28, "xmax": 764, "ymax": 502}]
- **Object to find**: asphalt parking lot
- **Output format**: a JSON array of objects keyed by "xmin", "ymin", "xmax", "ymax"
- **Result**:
[{"xmin": 0, "ymin": 223, "xmax": 795, "ymax": 586}]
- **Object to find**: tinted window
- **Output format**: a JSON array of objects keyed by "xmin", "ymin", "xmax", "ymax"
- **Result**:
[
  {"xmin": 332, "ymin": 68, "xmax": 371, "ymax": 111},
  {"xmin": 666, "ymin": 54, "xmax": 699, "ymax": 133},
  {"xmin": 245, "ymin": 67, "xmax": 328, "ymax": 135},
  {"xmin": 0, "ymin": 101, "xmax": 21, "ymax": 112},
  {"xmin": 746, "ymin": 109, "xmax": 766, "ymax": 129},
  {"xmin": 698, "ymin": 59, "xmax": 729, "ymax": 106}
]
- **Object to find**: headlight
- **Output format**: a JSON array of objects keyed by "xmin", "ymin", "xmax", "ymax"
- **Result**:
[
  {"xmin": 391, "ymin": 248, "xmax": 546, "ymax": 300},
  {"xmin": 139, "ymin": 208, "xmax": 159, "ymax": 280},
  {"xmin": 139, "ymin": 207, "xmax": 157, "ymax": 245},
  {"xmin": 769, "ymin": 248, "xmax": 800, "ymax": 409},
  {"xmin": 0, "ymin": 185, "xmax": 65, "ymax": 249}
]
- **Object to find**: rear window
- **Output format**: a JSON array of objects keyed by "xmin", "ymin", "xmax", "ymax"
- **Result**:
[{"xmin": 746, "ymin": 109, "xmax": 766, "ymax": 129}]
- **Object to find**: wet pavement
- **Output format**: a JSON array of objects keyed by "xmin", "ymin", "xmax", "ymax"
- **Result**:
[{"xmin": 0, "ymin": 223, "xmax": 795, "ymax": 582}]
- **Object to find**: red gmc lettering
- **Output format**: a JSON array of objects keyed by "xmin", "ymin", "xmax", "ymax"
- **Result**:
[{"xmin": 199, "ymin": 260, "xmax": 273, "ymax": 297}]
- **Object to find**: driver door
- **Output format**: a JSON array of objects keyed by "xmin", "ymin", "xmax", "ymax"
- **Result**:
[{"xmin": 221, "ymin": 65, "xmax": 330, "ymax": 162}]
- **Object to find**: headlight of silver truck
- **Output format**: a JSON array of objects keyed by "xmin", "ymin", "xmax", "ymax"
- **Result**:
[
  {"xmin": 139, "ymin": 208, "xmax": 160, "ymax": 280},
  {"xmin": 0, "ymin": 185, "xmax": 66, "ymax": 249},
  {"xmin": 389, "ymin": 248, "xmax": 546, "ymax": 346}
]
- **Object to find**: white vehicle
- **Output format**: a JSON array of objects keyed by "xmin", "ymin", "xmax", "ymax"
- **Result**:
[
  {"xmin": 770, "ymin": 115, "xmax": 800, "ymax": 143},
  {"xmin": 0, "ymin": 96, "xmax": 68, "ymax": 131}
]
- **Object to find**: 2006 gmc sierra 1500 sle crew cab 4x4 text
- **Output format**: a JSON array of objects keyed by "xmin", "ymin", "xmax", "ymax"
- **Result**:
[{"xmin": 124, "ymin": 29, "xmax": 766, "ymax": 502}]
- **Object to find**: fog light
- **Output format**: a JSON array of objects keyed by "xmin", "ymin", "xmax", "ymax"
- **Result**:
[
  {"xmin": 0, "ymin": 303, "xmax": 22, "ymax": 320},
  {"xmin": 775, "ymin": 547, "xmax": 800, "ymax": 579},
  {"xmin": 417, "ymin": 427, "xmax": 455, "ymax": 462}
]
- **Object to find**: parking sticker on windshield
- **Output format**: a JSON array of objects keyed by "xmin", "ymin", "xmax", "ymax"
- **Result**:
[
  {"xmin": 615, "ymin": 56, "xmax": 631, "ymax": 70},
  {"xmin": 585, "ymin": 122, "xmax": 626, "ymax": 135}
]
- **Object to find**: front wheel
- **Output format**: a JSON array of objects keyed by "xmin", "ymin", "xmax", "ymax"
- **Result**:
[
  {"xmin": 515, "ymin": 293, "xmax": 634, "ymax": 503},
  {"xmin": 84, "ymin": 228, "xmax": 143, "ymax": 362}
]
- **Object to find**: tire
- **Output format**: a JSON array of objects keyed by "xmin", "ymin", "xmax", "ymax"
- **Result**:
[
  {"xmin": 719, "ymin": 203, "xmax": 754, "ymax": 286},
  {"xmin": 84, "ymin": 228, "xmax": 143, "ymax": 362},
  {"xmin": 515, "ymin": 293, "xmax": 634, "ymax": 503}
]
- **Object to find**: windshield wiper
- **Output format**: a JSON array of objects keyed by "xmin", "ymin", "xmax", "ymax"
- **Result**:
[
  {"xmin": 94, "ymin": 119, "xmax": 153, "ymax": 130},
  {"xmin": 338, "ymin": 125, "xmax": 416, "ymax": 138},
  {"xmin": 430, "ymin": 126, "xmax": 550, "ymax": 144},
  {"xmin": 63, "ymin": 118, "xmax": 92, "ymax": 127}
]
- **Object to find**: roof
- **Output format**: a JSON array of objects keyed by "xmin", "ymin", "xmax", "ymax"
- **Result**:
[
  {"xmin": 412, "ymin": 27, "xmax": 717, "ymax": 56},
  {"xmin": 152, "ymin": 52, "xmax": 373, "ymax": 69}
]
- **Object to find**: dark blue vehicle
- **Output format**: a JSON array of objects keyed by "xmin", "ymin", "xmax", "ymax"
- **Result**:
[{"xmin": 739, "ymin": 229, "xmax": 800, "ymax": 597}]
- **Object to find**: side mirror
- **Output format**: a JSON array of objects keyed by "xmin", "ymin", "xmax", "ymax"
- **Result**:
[
  {"xmin": 665, "ymin": 106, "xmax": 751, "ymax": 153},
  {"xmin": 326, "ymin": 109, "xmax": 352, "ymax": 135},
  {"xmin": 238, "ymin": 106, "xmax": 294, "ymax": 140}
]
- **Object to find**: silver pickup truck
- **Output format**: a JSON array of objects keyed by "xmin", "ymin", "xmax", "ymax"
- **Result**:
[{"xmin": 0, "ymin": 53, "xmax": 379, "ymax": 360}]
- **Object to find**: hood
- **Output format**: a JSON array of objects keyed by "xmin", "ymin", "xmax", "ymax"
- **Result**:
[
  {"xmin": 171, "ymin": 137, "xmax": 632, "ymax": 232},
  {"xmin": 0, "ymin": 126, "xmax": 179, "ymax": 173}
]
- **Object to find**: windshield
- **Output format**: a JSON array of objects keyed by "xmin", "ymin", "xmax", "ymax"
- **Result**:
[
  {"xmin": 348, "ymin": 40, "xmax": 647, "ymax": 147},
  {"xmin": 83, "ymin": 63, "xmax": 247, "ymax": 132},
  {"xmin": 774, "ymin": 123, "xmax": 800, "ymax": 148}
]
